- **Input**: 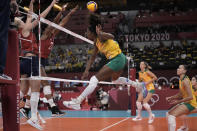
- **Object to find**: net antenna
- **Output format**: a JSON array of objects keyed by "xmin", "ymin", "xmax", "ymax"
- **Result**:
[{"xmin": 38, "ymin": 0, "xmax": 41, "ymax": 77}]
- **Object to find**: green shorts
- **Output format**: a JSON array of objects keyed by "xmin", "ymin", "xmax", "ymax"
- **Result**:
[
  {"xmin": 106, "ymin": 53, "xmax": 126, "ymax": 71},
  {"xmin": 148, "ymin": 89, "xmax": 155, "ymax": 94},
  {"xmin": 183, "ymin": 103, "xmax": 195, "ymax": 112}
]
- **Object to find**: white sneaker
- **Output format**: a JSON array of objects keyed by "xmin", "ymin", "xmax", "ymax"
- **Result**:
[
  {"xmin": 132, "ymin": 116, "xmax": 142, "ymax": 121},
  {"xmin": 177, "ymin": 126, "xmax": 189, "ymax": 131},
  {"xmin": 27, "ymin": 118, "xmax": 43, "ymax": 130},
  {"xmin": 148, "ymin": 114, "xmax": 155, "ymax": 124},
  {"xmin": 63, "ymin": 99, "xmax": 81, "ymax": 110},
  {"xmin": 0, "ymin": 74, "xmax": 12, "ymax": 80},
  {"xmin": 38, "ymin": 113, "xmax": 46, "ymax": 124}
]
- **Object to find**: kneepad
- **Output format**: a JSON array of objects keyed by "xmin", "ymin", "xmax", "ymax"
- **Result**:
[
  {"xmin": 43, "ymin": 85, "xmax": 52, "ymax": 95},
  {"xmin": 89, "ymin": 76, "xmax": 99, "ymax": 87}
]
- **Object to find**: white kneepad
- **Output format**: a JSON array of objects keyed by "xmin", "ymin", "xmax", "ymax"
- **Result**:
[
  {"xmin": 87, "ymin": 76, "xmax": 99, "ymax": 93},
  {"xmin": 43, "ymin": 85, "xmax": 52, "ymax": 95},
  {"xmin": 89, "ymin": 76, "xmax": 99, "ymax": 87}
]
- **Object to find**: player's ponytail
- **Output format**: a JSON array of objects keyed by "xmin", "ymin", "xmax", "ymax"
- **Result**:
[
  {"xmin": 144, "ymin": 62, "xmax": 152, "ymax": 70},
  {"xmin": 183, "ymin": 64, "xmax": 193, "ymax": 73}
]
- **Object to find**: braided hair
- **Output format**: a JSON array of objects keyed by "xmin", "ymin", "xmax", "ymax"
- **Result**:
[{"xmin": 88, "ymin": 13, "xmax": 103, "ymax": 36}]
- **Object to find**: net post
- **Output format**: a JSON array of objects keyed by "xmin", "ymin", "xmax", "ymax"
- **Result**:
[
  {"xmin": 130, "ymin": 68, "xmax": 136, "ymax": 116},
  {"xmin": 0, "ymin": 30, "xmax": 20, "ymax": 131}
]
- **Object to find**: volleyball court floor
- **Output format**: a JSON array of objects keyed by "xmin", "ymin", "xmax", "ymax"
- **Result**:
[{"xmin": 1, "ymin": 110, "xmax": 196, "ymax": 131}]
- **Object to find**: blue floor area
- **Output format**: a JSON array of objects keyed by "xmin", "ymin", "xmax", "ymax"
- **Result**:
[
  {"xmin": 37, "ymin": 110, "xmax": 197, "ymax": 118},
  {"xmin": 1, "ymin": 110, "xmax": 196, "ymax": 118}
]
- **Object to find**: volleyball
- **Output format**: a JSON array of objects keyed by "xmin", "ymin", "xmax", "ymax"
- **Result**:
[{"xmin": 87, "ymin": 1, "xmax": 97, "ymax": 12}]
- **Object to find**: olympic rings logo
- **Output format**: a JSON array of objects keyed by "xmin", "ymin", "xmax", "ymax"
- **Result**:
[
  {"xmin": 156, "ymin": 76, "xmax": 179, "ymax": 87},
  {"xmin": 146, "ymin": 76, "xmax": 179, "ymax": 106},
  {"xmin": 149, "ymin": 94, "xmax": 159, "ymax": 106}
]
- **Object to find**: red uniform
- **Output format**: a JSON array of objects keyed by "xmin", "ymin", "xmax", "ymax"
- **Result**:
[
  {"xmin": 40, "ymin": 36, "xmax": 54, "ymax": 58},
  {"xmin": 18, "ymin": 28, "xmax": 38, "ymax": 56}
]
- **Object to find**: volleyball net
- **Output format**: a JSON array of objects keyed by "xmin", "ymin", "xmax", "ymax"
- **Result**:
[
  {"xmin": 18, "ymin": 1, "xmax": 137, "ymax": 111},
  {"xmin": 0, "ymin": 2, "xmax": 138, "ymax": 130}
]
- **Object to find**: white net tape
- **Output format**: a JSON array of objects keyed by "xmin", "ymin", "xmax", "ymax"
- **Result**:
[{"xmin": 20, "ymin": 76, "xmax": 118, "ymax": 85}]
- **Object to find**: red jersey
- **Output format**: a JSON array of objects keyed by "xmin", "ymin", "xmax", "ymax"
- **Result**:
[
  {"xmin": 40, "ymin": 36, "xmax": 54, "ymax": 58},
  {"xmin": 18, "ymin": 28, "xmax": 38, "ymax": 56}
]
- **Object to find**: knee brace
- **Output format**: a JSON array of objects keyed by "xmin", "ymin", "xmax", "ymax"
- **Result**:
[
  {"xmin": 43, "ymin": 85, "xmax": 52, "ymax": 95},
  {"xmin": 90, "ymin": 76, "xmax": 98, "ymax": 85}
]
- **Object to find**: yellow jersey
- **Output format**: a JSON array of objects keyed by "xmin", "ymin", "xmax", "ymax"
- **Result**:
[
  {"xmin": 139, "ymin": 70, "xmax": 154, "ymax": 91},
  {"xmin": 192, "ymin": 87, "xmax": 197, "ymax": 102},
  {"xmin": 179, "ymin": 76, "xmax": 197, "ymax": 107},
  {"xmin": 96, "ymin": 38, "xmax": 121, "ymax": 59}
]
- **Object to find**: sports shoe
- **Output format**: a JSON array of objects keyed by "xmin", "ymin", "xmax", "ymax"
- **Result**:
[
  {"xmin": 0, "ymin": 74, "xmax": 12, "ymax": 80},
  {"xmin": 27, "ymin": 118, "xmax": 43, "ymax": 130},
  {"xmin": 148, "ymin": 114, "xmax": 155, "ymax": 124},
  {"xmin": 177, "ymin": 126, "xmax": 189, "ymax": 131},
  {"xmin": 63, "ymin": 99, "xmax": 81, "ymax": 110},
  {"xmin": 132, "ymin": 116, "xmax": 142, "ymax": 121},
  {"xmin": 38, "ymin": 113, "xmax": 46, "ymax": 124},
  {"xmin": 51, "ymin": 106, "xmax": 65, "ymax": 117},
  {"xmin": 20, "ymin": 107, "xmax": 30, "ymax": 119}
]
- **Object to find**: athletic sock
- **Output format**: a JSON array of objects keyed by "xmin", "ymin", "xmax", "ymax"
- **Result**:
[
  {"xmin": 30, "ymin": 92, "xmax": 40, "ymax": 120},
  {"xmin": 77, "ymin": 76, "xmax": 98, "ymax": 103},
  {"xmin": 136, "ymin": 101, "xmax": 142, "ymax": 117},
  {"xmin": 168, "ymin": 115, "xmax": 176, "ymax": 131},
  {"xmin": 143, "ymin": 103, "xmax": 152, "ymax": 117}
]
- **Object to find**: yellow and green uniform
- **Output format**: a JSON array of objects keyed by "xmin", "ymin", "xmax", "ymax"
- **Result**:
[
  {"xmin": 179, "ymin": 76, "xmax": 197, "ymax": 111},
  {"xmin": 193, "ymin": 87, "xmax": 197, "ymax": 101},
  {"xmin": 139, "ymin": 70, "xmax": 155, "ymax": 94},
  {"xmin": 96, "ymin": 38, "xmax": 126, "ymax": 71}
]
